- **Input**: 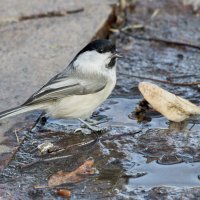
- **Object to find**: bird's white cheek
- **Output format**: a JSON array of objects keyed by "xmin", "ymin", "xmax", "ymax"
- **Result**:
[{"xmin": 74, "ymin": 51, "xmax": 112, "ymax": 75}]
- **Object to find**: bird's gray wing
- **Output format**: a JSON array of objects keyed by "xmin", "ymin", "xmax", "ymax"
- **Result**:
[{"xmin": 23, "ymin": 66, "xmax": 106, "ymax": 106}]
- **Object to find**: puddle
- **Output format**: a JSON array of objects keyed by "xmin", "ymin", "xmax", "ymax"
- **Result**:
[
  {"xmin": 121, "ymin": 152, "xmax": 200, "ymax": 188},
  {"xmin": 1, "ymin": 0, "xmax": 200, "ymax": 199},
  {"xmin": 128, "ymin": 161, "xmax": 200, "ymax": 187},
  {"xmin": 0, "ymin": 98, "xmax": 200, "ymax": 199},
  {"xmin": 102, "ymin": 98, "xmax": 200, "ymax": 131}
]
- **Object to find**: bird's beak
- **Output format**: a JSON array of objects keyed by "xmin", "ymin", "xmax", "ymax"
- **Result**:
[{"xmin": 113, "ymin": 53, "xmax": 123, "ymax": 58}]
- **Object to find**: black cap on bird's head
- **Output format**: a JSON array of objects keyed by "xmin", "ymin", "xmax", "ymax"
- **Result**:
[
  {"xmin": 77, "ymin": 39, "xmax": 117, "ymax": 57},
  {"xmin": 72, "ymin": 39, "xmax": 122, "ymax": 70}
]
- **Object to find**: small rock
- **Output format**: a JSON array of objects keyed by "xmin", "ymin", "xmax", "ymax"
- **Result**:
[{"xmin": 37, "ymin": 141, "xmax": 54, "ymax": 155}]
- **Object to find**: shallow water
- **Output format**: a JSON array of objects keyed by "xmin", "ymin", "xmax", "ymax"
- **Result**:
[
  {"xmin": 1, "ymin": 97, "xmax": 200, "ymax": 199},
  {"xmin": 1, "ymin": 0, "xmax": 200, "ymax": 199}
]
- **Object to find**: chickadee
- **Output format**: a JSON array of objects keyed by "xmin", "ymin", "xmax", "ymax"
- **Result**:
[{"xmin": 0, "ymin": 39, "xmax": 121, "ymax": 130}]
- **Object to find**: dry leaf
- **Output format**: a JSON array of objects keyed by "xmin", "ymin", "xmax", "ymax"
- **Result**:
[
  {"xmin": 56, "ymin": 189, "xmax": 71, "ymax": 198},
  {"xmin": 48, "ymin": 158, "xmax": 95, "ymax": 187},
  {"xmin": 138, "ymin": 82, "xmax": 200, "ymax": 122}
]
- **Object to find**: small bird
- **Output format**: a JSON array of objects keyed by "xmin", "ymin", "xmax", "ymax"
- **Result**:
[{"xmin": 0, "ymin": 39, "xmax": 121, "ymax": 131}]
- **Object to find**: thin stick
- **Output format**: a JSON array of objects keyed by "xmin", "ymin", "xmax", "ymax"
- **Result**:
[
  {"xmin": 20, "ymin": 155, "xmax": 73, "ymax": 169},
  {"xmin": 119, "ymin": 72, "xmax": 200, "ymax": 86},
  {"xmin": 189, "ymin": 122, "xmax": 196, "ymax": 131},
  {"xmin": 20, "ymin": 137, "xmax": 99, "ymax": 168},
  {"xmin": 19, "ymin": 8, "xmax": 84, "ymax": 21},
  {"xmin": 101, "ymin": 130, "xmax": 141, "ymax": 142},
  {"xmin": 43, "ymin": 155, "xmax": 72, "ymax": 162},
  {"xmin": 14, "ymin": 129, "xmax": 20, "ymax": 143},
  {"xmin": 34, "ymin": 185, "xmax": 51, "ymax": 189},
  {"xmin": 122, "ymin": 31, "xmax": 200, "ymax": 51}
]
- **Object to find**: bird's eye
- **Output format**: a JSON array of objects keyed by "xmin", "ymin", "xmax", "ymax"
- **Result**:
[{"xmin": 99, "ymin": 49, "xmax": 103, "ymax": 53}]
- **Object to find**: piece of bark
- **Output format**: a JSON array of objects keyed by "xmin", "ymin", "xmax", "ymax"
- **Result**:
[{"xmin": 138, "ymin": 82, "xmax": 200, "ymax": 122}]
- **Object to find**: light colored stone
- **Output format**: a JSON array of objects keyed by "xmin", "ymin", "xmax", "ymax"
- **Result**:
[
  {"xmin": 0, "ymin": 0, "xmax": 114, "ymax": 111},
  {"xmin": 0, "ymin": 0, "xmax": 115, "ymax": 20}
]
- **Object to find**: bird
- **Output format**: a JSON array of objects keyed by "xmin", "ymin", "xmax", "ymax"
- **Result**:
[{"xmin": 0, "ymin": 39, "xmax": 121, "ymax": 131}]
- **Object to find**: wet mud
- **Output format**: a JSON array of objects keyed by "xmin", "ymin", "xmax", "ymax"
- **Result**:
[{"xmin": 1, "ymin": 0, "xmax": 200, "ymax": 199}]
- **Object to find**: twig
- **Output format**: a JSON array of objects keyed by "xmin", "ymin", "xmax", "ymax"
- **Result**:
[
  {"xmin": 49, "ymin": 137, "xmax": 99, "ymax": 154},
  {"xmin": 20, "ymin": 137, "xmax": 99, "ymax": 168},
  {"xmin": 34, "ymin": 185, "xmax": 71, "ymax": 189},
  {"xmin": 189, "ymin": 121, "xmax": 196, "ymax": 131},
  {"xmin": 121, "ymin": 31, "xmax": 200, "ymax": 51},
  {"xmin": 121, "ymin": 24, "xmax": 145, "ymax": 31},
  {"xmin": 1, "ymin": 136, "xmax": 26, "ymax": 171},
  {"xmin": 18, "ymin": 8, "xmax": 84, "ymax": 21},
  {"xmin": 110, "ymin": 24, "xmax": 145, "ymax": 33},
  {"xmin": 119, "ymin": 72, "xmax": 200, "ymax": 86},
  {"xmin": 43, "ymin": 155, "xmax": 72, "ymax": 162},
  {"xmin": 14, "ymin": 129, "xmax": 20, "ymax": 143},
  {"xmin": 0, "ymin": 120, "xmax": 40, "ymax": 170},
  {"xmin": 151, "ymin": 9, "xmax": 160, "ymax": 19},
  {"xmin": 101, "ymin": 130, "xmax": 141, "ymax": 142},
  {"xmin": 66, "ymin": 8, "xmax": 84, "ymax": 14},
  {"xmin": 20, "ymin": 155, "xmax": 73, "ymax": 169},
  {"xmin": 167, "ymin": 74, "xmax": 200, "ymax": 80},
  {"xmin": 34, "ymin": 185, "xmax": 51, "ymax": 189}
]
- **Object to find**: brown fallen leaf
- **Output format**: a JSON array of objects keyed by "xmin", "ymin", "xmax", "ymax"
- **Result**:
[
  {"xmin": 138, "ymin": 82, "xmax": 200, "ymax": 122},
  {"xmin": 48, "ymin": 158, "xmax": 95, "ymax": 187},
  {"xmin": 56, "ymin": 189, "xmax": 71, "ymax": 198}
]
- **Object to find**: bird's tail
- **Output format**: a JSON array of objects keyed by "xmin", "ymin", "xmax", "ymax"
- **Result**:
[{"xmin": 0, "ymin": 105, "xmax": 45, "ymax": 120}]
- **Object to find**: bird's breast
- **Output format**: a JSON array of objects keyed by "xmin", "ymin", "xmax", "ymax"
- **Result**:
[{"xmin": 49, "ymin": 77, "xmax": 116, "ymax": 119}]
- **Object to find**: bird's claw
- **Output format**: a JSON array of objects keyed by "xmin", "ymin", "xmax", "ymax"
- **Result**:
[
  {"xmin": 77, "ymin": 118, "xmax": 111, "ymax": 134},
  {"xmin": 89, "ymin": 126, "xmax": 111, "ymax": 133},
  {"xmin": 74, "ymin": 128, "xmax": 91, "ymax": 134}
]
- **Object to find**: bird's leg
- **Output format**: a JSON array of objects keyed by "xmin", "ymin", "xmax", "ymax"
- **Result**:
[
  {"xmin": 85, "ymin": 118, "xmax": 98, "ymax": 125},
  {"xmin": 31, "ymin": 112, "xmax": 48, "ymax": 131},
  {"xmin": 76, "ymin": 118, "xmax": 110, "ymax": 133},
  {"xmin": 40, "ymin": 116, "xmax": 48, "ymax": 126},
  {"xmin": 85, "ymin": 116, "xmax": 110, "ymax": 126}
]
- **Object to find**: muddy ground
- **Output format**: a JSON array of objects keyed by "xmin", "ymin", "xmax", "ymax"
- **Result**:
[{"xmin": 0, "ymin": 0, "xmax": 200, "ymax": 199}]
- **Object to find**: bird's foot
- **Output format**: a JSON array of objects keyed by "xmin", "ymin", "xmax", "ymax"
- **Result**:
[
  {"xmin": 85, "ymin": 125, "xmax": 111, "ymax": 133},
  {"xmin": 74, "ymin": 126, "xmax": 110, "ymax": 134},
  {"xmin": 74, "ymin": 127, "xmax": 92, "ymax": 134},
  {"xmin": 76, "ymin": 118, "xmax": 111, "ymax": 134},
  {"xmin": 85, "ymin": 116, "xmax": 110, "ymax": 126}
]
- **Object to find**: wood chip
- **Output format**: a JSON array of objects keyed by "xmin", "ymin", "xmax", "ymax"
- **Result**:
[{"xmin": 138, "ymin": 82, "xmax": 200, "ymax": 122}]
